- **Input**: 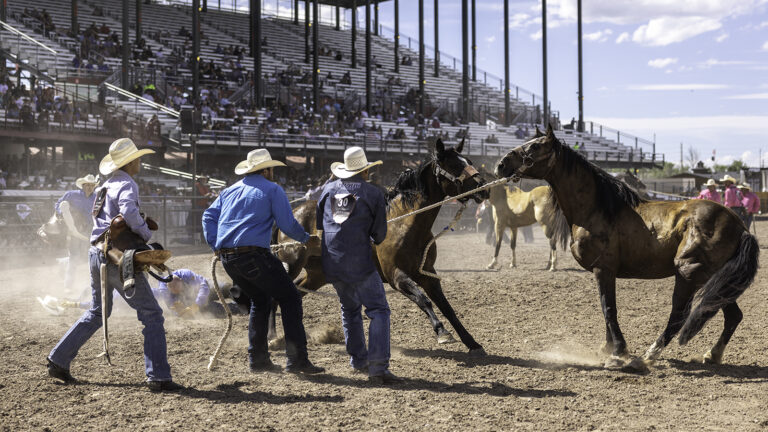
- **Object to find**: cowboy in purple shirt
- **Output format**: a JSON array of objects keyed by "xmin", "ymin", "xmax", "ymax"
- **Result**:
[
  {"xmin": 317, "ymin": 147, "xmax": 403, "ymax": 385},
  {"xmin": 47, "ymin": 138, "xmax": 181, "ymax": 392}
]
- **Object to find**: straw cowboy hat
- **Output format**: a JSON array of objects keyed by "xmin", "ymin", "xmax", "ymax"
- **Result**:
[
  {"xmin": 330, "ymin": 146, "xmax": 382, "ymax": 179},
  {"xmin": 234, "ymin": 148, "xmax": 286, "ymax": 175},
  {"xmin": 704, "ymin": 179, "xmax": 718, "ymax": 187},
  {"xmin": 99, "ymin": 138, "xmax": 155, "ymax": 175},
  {"xmin": 719, "ymin": 175, "xmax": 737, "ymax": 184},
  {"xmin": 738, "ymin": 183, "xmax": 751, "ymax": 190},
  {"xmin": 75, "ymin": 174, "xmax": 99, "ymax": 189}
]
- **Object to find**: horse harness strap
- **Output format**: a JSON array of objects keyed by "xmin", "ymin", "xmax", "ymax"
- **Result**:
[{"xmin": 434, "ymin": 164, "xmax": 479, "ymax": 186}]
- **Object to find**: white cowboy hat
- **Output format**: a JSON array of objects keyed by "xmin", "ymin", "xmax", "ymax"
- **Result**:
[
  {"xmin": 75, "ymin": 174, "xmax": 99, "ymax": 189},
  {"xmin": 99, "ymin": 138, "xmax": 155, "ymax": 175},
  {"xmin": 234, "ymin": 148, "xmax": 286, "ymax": 175},
  {"xmin": 719, "ymin": 175, "xmax": 737, "ymax": 184},
  {"xmin": 704, "ymin": 179, "xmax": 718, "ymax": 187},
  {"xmin": 330, "ymin": 146, "xmax": 382, "ymax": 179},
  {"xmin": 738, "ymin": 183, "xmax": 751, "ymax": 190}
]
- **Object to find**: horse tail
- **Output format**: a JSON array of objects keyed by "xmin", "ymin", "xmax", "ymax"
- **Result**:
[
  {"xmin": 548, "ymin": 190, "xmax": 570, "ymax": 251},
  {"xmin": 678, "ymin": 231, "xmax": 759, "ymax": 345}
]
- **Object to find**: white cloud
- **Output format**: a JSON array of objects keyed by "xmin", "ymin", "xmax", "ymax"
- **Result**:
[
  {"xmin": 724, "ymin": 93, "xmax": 768, "ymax": 100},
  {"xmin": 615, "ymin": 32, "xmax": 629, "ymax": 44},
  {"xmin": 763, "ymin": 41, "xmax": 768, "ymax": 51},
  {"xmin": 632, "ymin": 17, "xmax": 722, "ymax": 46},
  {"xmin": 648, "ymin": 58, "xmax": 678, "ymax": 68},
  {"xmin": 530, "ymin": 30, "xmax": 542, "ymax": 40},
  {"xmin": 699, "ymin": 58, "xmax": 757, "ymax": 68},
  {"xmin": 510, "ymin": 13, "xmax": 531, "ymax": 28},
  {"xmin": 715, "ymin": 33, "xmax": 729, "ymax": 42},
  {"xmin": 485, "ymin": 36, "xmax": 496, "ymax": 43},
  {"xmin": 628, "ymin": 84, "xmax": 730, "ymax": 91},
  {"xmin": 583, "ymin": 28, "xmax": 613, "ymax": 42}
]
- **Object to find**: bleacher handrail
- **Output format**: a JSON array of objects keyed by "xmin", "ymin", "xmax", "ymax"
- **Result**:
[
  {"xmin": 141, "ymin": 163, "xmax": 226, "ymax": 188},
  {"xmin": 104, "ymin": 82, "xmax": 180, "ymax": 118},
  {"xmin": 0, "ymin": 20, "xmax": 57, "ymax": 54}
]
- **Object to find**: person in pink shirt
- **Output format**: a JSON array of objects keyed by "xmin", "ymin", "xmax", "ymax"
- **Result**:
[
  {"xmin": 738, "ymin": 183, "xmax": 760, "ymax": 230},
  {"xmin": 695, "ymin": 179, "xmax": 721, "ymax": 203},
  {"xmin": 720, "ymin": 175, "xmax": 745, "ymax": 219}
]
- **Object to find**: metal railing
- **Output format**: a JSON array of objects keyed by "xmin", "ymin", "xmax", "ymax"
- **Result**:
[{"xmin": 0, "ymin": 19, "xmax": 58, "ymax": 78}]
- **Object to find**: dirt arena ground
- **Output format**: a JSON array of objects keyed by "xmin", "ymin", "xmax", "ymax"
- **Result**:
[{"xmin": 2, "ymin": 221, "xmax": 768, "ymax": 431}]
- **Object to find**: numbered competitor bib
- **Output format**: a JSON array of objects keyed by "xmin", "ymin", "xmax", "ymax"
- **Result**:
[{"xmin": 332, "ymin": 193, "xmax": 357, "ymax": 224}]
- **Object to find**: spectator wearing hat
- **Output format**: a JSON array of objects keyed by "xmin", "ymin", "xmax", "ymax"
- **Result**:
[
  {"xmin": 203, "ymin": 149, "xmax": 324, "ymax": 375},
  {"xmin": 317, "ymin": 146, "xmax": 403, "ymax": 385},
  {"xmin": 47, "ymin": 138, "xmax": 180, "ymax": 392},
  {"xmin": 55, "ymin": 174, "xmax": 99, "ymax": 292},
  {"xmin": 720, "ymin": 175, "xmax": 745, "ymax": 219},
  {"xmin": 738, "ymin": 183, "xmax": 760, "ymax": 230},
  {"xmin": 695, "ymin": 179, "xmax": 721, "ymax": 204}
]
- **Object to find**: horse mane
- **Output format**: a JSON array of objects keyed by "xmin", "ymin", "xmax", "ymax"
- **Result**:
[
  {"xmin": 385, "ymin": 156, "xmax": 435, "ymax": 208},
  {"xmin": 553, "ymin": 138, "xmax": 646, "ymax": 221}
]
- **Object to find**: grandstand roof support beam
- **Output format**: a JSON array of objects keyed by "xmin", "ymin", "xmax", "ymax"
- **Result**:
[
  {"xmin": 122, "ymin": 0, "xmax": 130, "ymax": 91},
  {"xmin": 351, "ymin": 1, "xmax": 357, "ymax": 68},
  {"xmin": 71, "ymin": 0, "xmax": 78, "ymax": 36},
  {"xmin": 294, "ymin": 0, "xmax": 299, "ymax": 25},
  {"xmin": 1, "ymin": 0, "xmax": 6, "ymax": 22},
  {"xmin": 336, "ymin": 6, "xmax": 340, "ymax": 30},
  {"xmin": 418, "ymin": 0, "xmax": 424, "ymax": 118},
  {"xmin": 471, "ymin": 0, "xmax": 476, "ymax": 82},
  {"xmin": 193, "ymin": 0, "xmax": 200, "ymax": 105},
  {"xmin": 374, "ymin": 1, "xmax": 378, "ymax": 35},
  {"xmin": 433, "ymin": 0, "xmax": 438, "ymax": 78},
  {"xmin": 305, "ymin": 0, "xmax": 310, "ymax": 64},
  {"xmin": 542, "ymin": 0, "xmax": 548, "ymax": 127},
  {"xmin": 503, "ymin": 0, "xmax": 509, "ymax": 127},
  {"xmin": 136, "ymin": 0, "xmax": 142, "ymax": 43},
  {"xmin": 461, "ymin": 0, "xmax": 469, "ymax": 123},
  {"xmin": 365, "ymin": 0, "xmax": 371, "ymax": 114},
  {"xmin": 393, "ymin": 0, "xmax": 398, "ymax": 73},
  {"xmin": 313, "ymin": 0, "xmax": 319, "ymax": 111},
  {"xmin": 252, "ymin": 0, "xmax": 262, "ymax": 109},
  {"xmin": 577, "ymin": 0, "xmax": 584, "ymax": 132}
]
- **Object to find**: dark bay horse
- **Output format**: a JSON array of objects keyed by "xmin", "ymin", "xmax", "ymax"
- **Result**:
[
  {"xmin": 276, "ymin": 139, "xmax": 489, "ymax": 355},
  {"xmin": 495, "ymin": 125, "xmax": 759, "ymax": 371}
]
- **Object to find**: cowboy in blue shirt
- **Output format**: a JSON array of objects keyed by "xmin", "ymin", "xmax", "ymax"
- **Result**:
[
  {"xmin": 55, "ymin": 174, "xmax": 99, "ymax": 292},
  {"xmin": 47, "ymin": 138, "xmax": 180, "ymax": 392},
  {"xmin": 317, "ymin": 147, "xmax": 402, "ymax": 384},
  {"xmin": 153, "ymin": 269, "xmax": 243, "ymax": 318},
  {"xmin": 203, "ymin": 149, "xmax": 324, "ymax": 374}
]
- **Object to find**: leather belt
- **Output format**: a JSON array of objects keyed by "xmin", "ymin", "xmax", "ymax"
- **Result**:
[{"xmin": 217, "ymin": 246, "xmax": 269, "ymax": 256}]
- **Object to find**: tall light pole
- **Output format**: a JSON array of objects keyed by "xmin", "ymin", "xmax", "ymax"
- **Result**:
[
  {"xmin": 577, "ymin": 0, "xmax": 584, "ymax": 132},
  {"xmin": 542, "ymin": 0, "xmax": 548, "ymax": 127}
]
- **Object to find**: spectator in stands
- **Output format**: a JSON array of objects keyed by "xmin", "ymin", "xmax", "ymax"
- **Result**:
[
  {"xmin": 178, "ymin": 26, "xmax": 190, "ymax": 38},
  {"xmin": 146, "ymin": 115, "xmax": 162, "ymax": 146},
  {"xmin": 514, "ymin": 125, "xmax": 525, "ymax": 139},
  {"xmin": 431, "ymin": 117, "xmax": 440, "ymax": 128},
  {"xmin": 739, "ymin": 183, "xmax": 760, "ymax": 230},
  {"xmin": 401, "ymin": 55, "xmax": 413, "ymax": 66},
  {"xmin": 340, "ymin": 71, "xmax": 352, "ymax": 85}
]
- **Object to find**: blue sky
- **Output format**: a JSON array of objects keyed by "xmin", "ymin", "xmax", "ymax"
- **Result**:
[{"xmin": 365, "ymin": 0, "xmax": 768, "ymax": 168}]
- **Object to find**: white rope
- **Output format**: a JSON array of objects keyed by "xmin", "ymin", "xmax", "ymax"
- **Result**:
[
  {"xmin": 418, "ymin": 203, "xmax": 467, "ymax": 280},
  {"xmin": 207, "ymin": 255, "xmax": 233, "ymax": 371}
]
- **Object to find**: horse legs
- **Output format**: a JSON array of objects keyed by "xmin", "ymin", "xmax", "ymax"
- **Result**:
[
  {"xmin": 486, "ymin": 223, "xmax": 504, "ymax": 269},
  {"xmin": 418, "ymin": 275, "xmax": 485, "ymax": 355},
  {"xmin": 703, "ymin": 302, "xmax": 742, "ymax": 364},
  {"xmin": 594, "ymin": 269, "xmax": 628, "ymax": 368},
  {"xmin": 508, "ymin": 228, "xmax": 518, "ymax": 268},
  {"xmin": 393, "ymin": 270, "xmax": 455, "ymax": 344}
]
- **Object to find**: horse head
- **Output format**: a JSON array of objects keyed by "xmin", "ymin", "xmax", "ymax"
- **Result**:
[
  {"xmin": 433, "ymin": 137, "xmax": 489, "ymax": 203},
  {"xmin": 495, "ymin": 124, "xmax": 558, "ymax": 181}
]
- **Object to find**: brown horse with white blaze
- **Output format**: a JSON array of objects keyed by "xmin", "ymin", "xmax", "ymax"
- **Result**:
[{"xmin": 495, "ymin": 125, "xmax": 759, "ymax": 371}]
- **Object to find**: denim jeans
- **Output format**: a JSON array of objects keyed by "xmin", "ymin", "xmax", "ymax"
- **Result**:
[
  {"xmin": 220, "ymin": 249, "xmax": 309, "ymax": 368},
  {"xmin": 332, "ymin": 271, "xmax": 391, "ymax": 376},
  {"xmin": 49, "ymin": 246, "xmax": 172, "ymax": 381}
]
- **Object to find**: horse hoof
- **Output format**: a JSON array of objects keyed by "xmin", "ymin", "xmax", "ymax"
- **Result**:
[
  {"xmin": 509, "ymin": 263, "xmax": 517, "ymax": 268},
  {"xmin": 437, "ymin": 333, "xmax": 457, "ymax": 344},
  {"xmin": 486, "ymin": 262, "xmax": 500, "ymax": 270},
  {"xmin": 702, "ymin": 350, "xmax": 722, "ymax": 365},
  {"xmin": 469, "ymin": 347, "xmax": 487, "ymax": 357},
  {"xmin": 622, "ymin": 357, "xmax": 650, "ymax": 374},
  {"xmin": 604, "ymin": 355, "xmax": 626, "ymax": 369}
]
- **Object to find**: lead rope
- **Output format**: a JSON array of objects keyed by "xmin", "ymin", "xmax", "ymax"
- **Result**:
[
  {"xmin": 418, "ymin": 203, "xmax": 466, "ymax": 279},
  {"xmin": 207, "ymin": 255, "xmax": 233, "ymax": 371}
]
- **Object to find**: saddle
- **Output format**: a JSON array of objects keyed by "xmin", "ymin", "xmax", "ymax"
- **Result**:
[{"xmin": 103, "ymin": 215, "xmax": 173, "ymax": 286}]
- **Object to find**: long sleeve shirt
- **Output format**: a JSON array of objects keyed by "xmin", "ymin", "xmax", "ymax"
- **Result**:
[
  {"xmin": 153, "ymin": 269, "xmax": 210, "ymax": 308},
  {"xmin": 695, "ymin": 188, "xmax": 721, "ymax": 204},
  {"xmin": 723, "ymin": 185, "xmax": 743, "ymax": 208},
  {"xmin": 91, "ymin": 170, "xmax": 152, "ymax": 243},
  {"xmin": 56, "ymin": 189, "xmax": 96, "ymax": 233},
  {"xmin": 742, "ymin": 191, "xmax": 761, "ymax": 214},
  {"xmin": 317, "ymin": 177, "xmax": 387, "ymax": 283},
  {"xmin": 202, "ymin": 173, "xmax": 309, "ymax": 250}
]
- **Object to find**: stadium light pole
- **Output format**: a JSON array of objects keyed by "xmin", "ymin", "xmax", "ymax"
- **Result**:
[
  {"xmin": 351, "ymin": 1, "xmax": 357, "ymax": 68},
  {"xmin": 365, "ymin": 0, "xmax": 371, "ymax": 114},
  {"xmin": 336, "ymin": 6, "xmax": 340, "ymax": 30},
  {"xmin": 504, "ymin": 0, "xmax": 509, "ymax": 126},
  {"xmin": 374, "ymin": 0, "xmax": 378, "ymax": 35},
  {"xmin": 294, "ymin": 0, "xmax": 299, "ymax": 25},
  {"xmin": 71, "ymin": 0, "xmax": 78, "ymax": 36},
  {"xmin": 1, "ymin": 0, "xmax": 6, "ymax": 22},
  {"xmin": 122, "ymin": 0, "xmax": 130, "ymax": 91},
  {"xmin": 304, "ymin": 0, "xmax": 310, "ymax": 63},
  {"xmin": 542, "ymin": 0, "xmax": 548, "ymax": 127},
  {"xmin": 192, "ymin": 0, "xmax": 200, "ymax": 105},
  {"xmin": 471, "ymin": 0, "xmax": 476, "ymax": 82},
  {"xmin": 253, "ymin": 0, "xmax": 262, "ymax": 109},
  {"xmin": 393, "ymin": 0, "xmax": 399, "ymax": 73},
  {"xmin": 136, "ymin": 0, "xmax": 142, "ymax": 43},
  {"xmin": 577, "ymin": 0, "xmax": 584, "ymax": 132},
  {"xmin": 418, "ymin": 0, "xmax": 424, "ymax": 118},
  {"xmin": 433, "ymin": 0, "xmax": 438, "ymax": 78},
  {"xmin": 313, "ymin": 0, "xmax": 319, "ymax": 111},
  {"xmin": 461, "ymin": 0, "xmax": 469, "ymax": 122}
]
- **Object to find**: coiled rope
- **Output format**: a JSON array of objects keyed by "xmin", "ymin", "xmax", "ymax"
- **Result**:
[{"xmin": 207, "ymin": 255, "xmax": 233, "ymax": 371}]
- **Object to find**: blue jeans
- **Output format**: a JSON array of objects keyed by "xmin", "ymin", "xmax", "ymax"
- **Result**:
[
  {"xmin": 220, "ymin": 249, "xmax": 309, "ymax": 368},
  {"xmin": 49, "ymin": 246, "xmax": 172, "ymax": 381},
  {"xmin": 332, "ymin": 271, "xmax": 391, "ymax": 376}
]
